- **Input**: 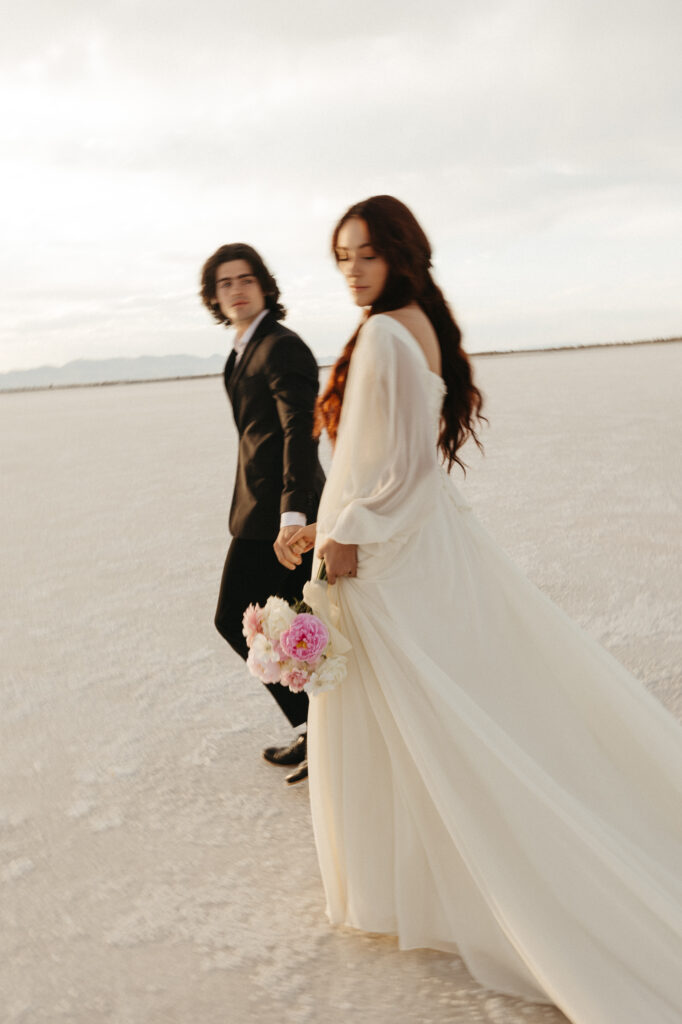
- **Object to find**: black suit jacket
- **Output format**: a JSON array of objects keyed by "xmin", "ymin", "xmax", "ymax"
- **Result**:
[{"xmin": 224, "ymin": 312, "xmax": 326, "ymax": 540}]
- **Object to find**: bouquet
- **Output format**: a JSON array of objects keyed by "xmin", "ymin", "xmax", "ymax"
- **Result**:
[{"xmin": 242, "ymin": 562, "xmax": 350, "ymax": 695}]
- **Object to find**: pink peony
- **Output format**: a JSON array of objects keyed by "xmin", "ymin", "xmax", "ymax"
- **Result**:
[
  {"xmin": 242, "ymin": 603, "xmax": 264, "ymax": 648},
  {"xmin": 280, "ymin": 666, "xmax": 310, "ymax": 693},
  {"xmin": 280, "ymin": 613, "xmax": 329, "ymax": 663}
]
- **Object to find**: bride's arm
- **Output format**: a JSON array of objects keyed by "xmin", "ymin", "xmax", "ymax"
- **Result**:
[{"xmin": 322, "ymin": 318, "xmax": 440, "ymax": 547}]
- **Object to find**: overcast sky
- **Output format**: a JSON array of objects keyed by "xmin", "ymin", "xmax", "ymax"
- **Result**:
[{"xmin": 1, "ymin": 0, "xmax": 680, "ymax": 372}]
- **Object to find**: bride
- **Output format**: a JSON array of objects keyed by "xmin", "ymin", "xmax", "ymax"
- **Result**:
[{"xmin": 276, "ymin": 195, "xmax": 682, "ymax": 1022}]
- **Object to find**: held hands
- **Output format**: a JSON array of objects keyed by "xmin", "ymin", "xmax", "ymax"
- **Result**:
[
  {"xmin": 274, "ymin": 524, "xmax": 358, "ymax": 584},
  {"xmin": 274, "ymin": 524, "xmax": 317, "ymax": 570}
]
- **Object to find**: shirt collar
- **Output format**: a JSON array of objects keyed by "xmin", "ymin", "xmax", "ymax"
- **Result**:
[{"xmin": 233, "ymin": 308, "xmax": 269, "ymax": 357}]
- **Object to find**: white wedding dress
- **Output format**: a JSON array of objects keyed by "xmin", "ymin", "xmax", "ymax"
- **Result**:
[{"xmin": 306, "ymin": 314, "xmax": 682, "ymax": 1023}]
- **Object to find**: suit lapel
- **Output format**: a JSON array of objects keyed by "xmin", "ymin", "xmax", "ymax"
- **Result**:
[
  {"xmin": 223, "ymin": 348, "xmax": 237, "ymax": 388},
  {"xmin": 228, "ymin": 311, "xmax": 275, "ymax": 397}
]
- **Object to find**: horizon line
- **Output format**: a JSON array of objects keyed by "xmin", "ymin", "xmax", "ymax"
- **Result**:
[{"xmin": 1, "ymin": 335, "xmax": 680, "ymax": 396}]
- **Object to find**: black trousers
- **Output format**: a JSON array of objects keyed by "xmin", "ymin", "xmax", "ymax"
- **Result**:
[{"xmin": 215, "ymin": 537, "xmax": 311, "ymax": 728}]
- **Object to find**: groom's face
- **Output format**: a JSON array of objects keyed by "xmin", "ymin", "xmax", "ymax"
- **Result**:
[{"xmin": 213, "ymin": 259, "xmax": 266, "ymax": 333}]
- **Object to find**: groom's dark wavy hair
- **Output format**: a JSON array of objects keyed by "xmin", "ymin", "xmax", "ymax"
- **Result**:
[
  {"xmin": 200, "ymin": 242, "xmax": 286, "ymax": 326},
  {"xmin": 315, "ymin": 195, "xmax": 485, "ymax": 473}
]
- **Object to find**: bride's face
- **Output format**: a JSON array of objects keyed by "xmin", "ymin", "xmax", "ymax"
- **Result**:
[{"xmin": 335, "ymin": 217, "xmax": 389, "ymax": 308}]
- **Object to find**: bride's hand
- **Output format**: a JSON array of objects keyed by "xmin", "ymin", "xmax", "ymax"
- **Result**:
[
  {"xmin": 290, "ymin": 523, "xmax": 316, "ymax": 551},
  {"xmin": 289, "ymin": 523, "xmax": 317, "ymax": 554},
  {"xmin": 317, "ymin": 538, "xmax": 358, "ymax": 585}
]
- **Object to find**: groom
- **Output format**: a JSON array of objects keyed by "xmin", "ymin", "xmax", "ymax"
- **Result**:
[{"xmin": 200, "ymin": 242, "xmax": 325, "ymax": 785}]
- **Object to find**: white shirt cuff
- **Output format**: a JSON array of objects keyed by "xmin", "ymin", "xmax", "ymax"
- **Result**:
[{"xmin": 280, "ymin": 511, "xmax": 307, "ymax": 529}]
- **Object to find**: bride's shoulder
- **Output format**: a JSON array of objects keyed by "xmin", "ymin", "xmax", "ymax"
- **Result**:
[
  {"xmin": 381, "ymin": 306, "xmax": 432, "ymax": 334},
  {"xmin": 357, "ymin": 314, "xmax": 396, "ymax": 350},
  {"xmin": 356, "ymin": 315, "xmax": 408, "ymax": 367},
  {"xmin": 362, "ymin": 311, "xmax": 441, "ymax": 375},
  {"xmin": 361, "ymin": 311, "xmax": 420, "ymax": 344}
]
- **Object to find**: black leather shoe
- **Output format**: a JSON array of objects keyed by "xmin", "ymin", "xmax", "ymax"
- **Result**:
[
  {"xmin": 285, "ymin": 759, "xmax": 308, "ymax": 785},
  {"xmin": 262, "ymin": 733, "xmax": 307, "ymax": 767}
]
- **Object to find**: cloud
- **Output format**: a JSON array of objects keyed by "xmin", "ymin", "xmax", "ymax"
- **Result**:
[{"xmin": 0, "ymin": 0, "xmax": 680, "ymax": 371}]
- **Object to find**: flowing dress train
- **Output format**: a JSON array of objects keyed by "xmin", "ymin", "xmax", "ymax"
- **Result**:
[{"xmin": 306, "ymin": 314, "xmax": 682, "ymax": 1023}]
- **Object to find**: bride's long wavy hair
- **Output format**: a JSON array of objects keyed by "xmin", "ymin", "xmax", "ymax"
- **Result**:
[{"xmin": 314, "ymin": 195, "xmax": 485, "ymax": 473}]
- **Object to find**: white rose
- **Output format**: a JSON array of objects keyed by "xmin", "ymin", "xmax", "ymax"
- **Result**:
[
  {"xmin": 309, "ymin": 655, "xmax": 347, "ymax": 695},
  {"xmin": 249, "ymin": 634, "xmax": 270, "ymax": 659},
  {"xmin": 250, "ymin": 632, "xmax": 277, "ymax": 663},
  {"xmin": 261, "ymin": 596, "xmax": 296, "ymax": 639}
]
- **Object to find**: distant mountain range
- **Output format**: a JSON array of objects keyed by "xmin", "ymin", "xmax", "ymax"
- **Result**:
[
  {"xmin": 0, "ymin": 354, "xmax": 225, "ymax": 391},
  {"xmin": 0, "ymin": 352, "xmax": 337, "ymax": 392},
  {"xmin": 1, "ymin": 338, "xmax": 677, "ymax": 392}
]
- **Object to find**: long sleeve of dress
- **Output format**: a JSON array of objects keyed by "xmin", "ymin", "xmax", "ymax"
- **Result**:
[{"xmin": 318, "ymin": 316, "xmax": 443, "ymax": 547}]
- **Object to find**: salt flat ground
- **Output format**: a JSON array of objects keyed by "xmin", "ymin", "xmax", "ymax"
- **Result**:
[{"xmin": 1, "ymin": 342, "xmax": 680, "ymax": 1024}]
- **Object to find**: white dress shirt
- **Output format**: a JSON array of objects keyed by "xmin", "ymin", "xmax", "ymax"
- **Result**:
[
  {"xmin": 232, "ymin": 308, "xmax": 307, "ymax": 531},
  {"xmin": 233, "ymin": 308, "xmax": 268, "ymax": 364}
]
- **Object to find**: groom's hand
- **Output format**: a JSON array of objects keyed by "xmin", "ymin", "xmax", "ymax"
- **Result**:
[
  {"xmin": 317, "ymin": 538, "xmax": 357, "ymax": 585},
  {"xmin": 274, "ymin": 525, "xmax": 305, "ymax": 570}
]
